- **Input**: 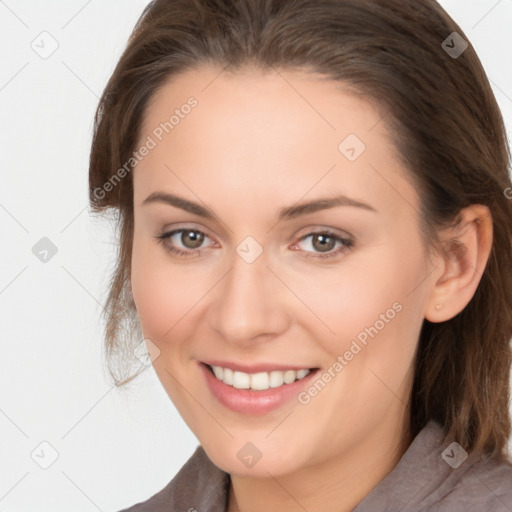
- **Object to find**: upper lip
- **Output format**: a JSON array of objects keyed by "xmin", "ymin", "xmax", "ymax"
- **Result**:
[{"xmin": 201, "ymin": 360, "xmax": 317, "ymax": 373}]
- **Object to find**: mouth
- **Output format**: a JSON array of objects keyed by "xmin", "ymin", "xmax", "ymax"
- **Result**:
[
  {"xmin": 199, "ymin": 361, "xmax": 320, "ymax": 415},
  {"xmin": 204, "ymin": 363, "xmax": 314, "ymax": 390}
]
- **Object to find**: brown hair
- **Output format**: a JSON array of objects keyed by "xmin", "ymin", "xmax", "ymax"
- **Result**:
[{"xmin": 88, "ymin": 0, "xmax": 512, "ymax": 459}]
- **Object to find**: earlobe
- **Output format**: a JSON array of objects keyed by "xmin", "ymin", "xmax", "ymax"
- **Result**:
[{"xmin": 424, "ymin": 204, "xmax": 493, "ymax": 323}]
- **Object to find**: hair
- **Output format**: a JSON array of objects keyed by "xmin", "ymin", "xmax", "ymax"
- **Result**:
[{"xmin": 88, "ymin": 0, "xmax": 512, "ymax": 460}]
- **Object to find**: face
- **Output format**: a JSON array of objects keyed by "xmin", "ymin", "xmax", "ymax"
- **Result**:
[{"xmin": 130, "ymin": 65, "xmax": 434, "ymax": 477}]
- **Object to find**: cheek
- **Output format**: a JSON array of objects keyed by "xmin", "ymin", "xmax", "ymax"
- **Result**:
[
  {"xmin": 298, "ymin": 238, "xmax": 428, "ymax": 363},
  {"xmin": 130, "ymin": 232, "xmax": 217, "ymax": 343},
  {"xmin": 130, "ymin": 233, "xmax": 184, "ymax": 339},
  {"xmin": 289, "ymin": 243, "xmax": 427, "ymax": 433}
]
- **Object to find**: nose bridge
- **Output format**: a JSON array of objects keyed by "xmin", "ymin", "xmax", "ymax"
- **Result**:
[{"xmin": 208, "ymin": 245, "xmax": 289, "ymax": 344}]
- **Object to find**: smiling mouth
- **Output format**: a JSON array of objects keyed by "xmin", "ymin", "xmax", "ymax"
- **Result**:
[{"xmin": 204, "ymin": 363, "xmax": 317, "ymax": 391}]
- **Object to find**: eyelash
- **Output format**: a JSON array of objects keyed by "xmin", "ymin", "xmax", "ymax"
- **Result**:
[{"xmin": 153, "ymin": 228, "xmax": 354, "ymax": 260}]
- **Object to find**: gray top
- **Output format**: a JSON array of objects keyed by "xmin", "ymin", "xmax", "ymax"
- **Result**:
[{"xmin": 118, "ymin": 420, "xmax": 512, "ymax": 511}]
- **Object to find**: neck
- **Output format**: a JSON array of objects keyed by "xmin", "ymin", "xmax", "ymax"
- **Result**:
[{"xmin": 227, "ymin": 412, "xmax": 412, "ymax": 512}]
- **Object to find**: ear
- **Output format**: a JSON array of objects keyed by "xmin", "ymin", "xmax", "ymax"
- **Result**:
[{"xmin": 424, "ymin": 204, "xmax": 493, "ymax": 323}]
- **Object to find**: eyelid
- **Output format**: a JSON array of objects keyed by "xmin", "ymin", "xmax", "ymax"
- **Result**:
[
  {"xmin": 294, "ymin": 225, "xmax": 354, "ymax": 243},
  {"xmin": 157, "ymin": 223, "xmax": 215, "ymax": 242}
]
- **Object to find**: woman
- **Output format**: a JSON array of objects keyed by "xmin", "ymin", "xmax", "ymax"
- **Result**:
[{"xmin": 89, "ymin": 0, "xmax": 512, "ymax": 510}]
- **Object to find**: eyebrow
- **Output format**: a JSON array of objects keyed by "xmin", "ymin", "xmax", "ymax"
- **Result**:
[{"xmin": 141, "ymin": 191, "xmax": 377, "ymax": 221}]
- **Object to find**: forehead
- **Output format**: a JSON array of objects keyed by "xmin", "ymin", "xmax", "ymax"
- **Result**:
[
  {"xmin": 140, "ymin": 64, "xmax": 387, "ymax": 149},
  {"xmin": 134, "ymin": 65, "xmax": 418, "ymax": 221}
]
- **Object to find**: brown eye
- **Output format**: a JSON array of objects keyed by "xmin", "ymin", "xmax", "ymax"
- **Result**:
[
  {"xmin": 311, "ymin": 233, "xmax": 336, "ymax": 252},
  {"xmin": 154, "ymin": 228, "xmax": 214, "ymax": 258},
  {"xmin": 293, "ymin": 230, "xmax": 354, "ymax": 260},
  {"xmin": 181, "ymin": 230, "xmax": 204, "ymax": 249}
]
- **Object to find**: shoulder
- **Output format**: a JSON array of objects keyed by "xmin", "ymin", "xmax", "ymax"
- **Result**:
[
  {"xmin": 116, "ymin": 445, "xmax": 230, "ymax": 512},
  {"xmin": 430, "ymin": 452, "xmax": 512, "ymax": 511},
  {"xmin": 353, "ymin": 420, "xmax": 512, "ymax": 512},
  {"xmin": 406, "ymin": 422, "xmax": 512, "ymax": 511},
  {"xmin": 410, "ymin": 422, "xmax": 512, "ymax": 511}
]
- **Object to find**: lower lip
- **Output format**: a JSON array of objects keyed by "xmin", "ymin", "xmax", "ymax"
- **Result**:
[{"xmin": 199, "ymin": 363, "xmax": 318, "ymax": 415}]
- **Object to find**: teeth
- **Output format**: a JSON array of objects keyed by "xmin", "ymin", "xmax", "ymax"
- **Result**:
[
  {"xmin": 283, "ymin": 370, "xmax": 296, "ymax": 384},
  {"xmin": 223, "ymin": 368, "xmax": 233, "ymax": 385},
  {"xmin": 210, "ymin": 365, "xmax": 311, "ymax": 390},
  {"xmin": 233, "ymin": 371, "xmax": 250, "ymax": 389},
  {"xmin": 212, "ymin": 366, "xmax": 224, "ymax": 380},
  {"xmin": 269, "ymin": 371, "xmax": 284, "ymax": 388},
  {"xmin": 296, "ymin": 369, "xmax": 310, "ymax": 379},
  {"xmin": 250, "ymin": 372, "xmax": 269, "ymax": 390}
]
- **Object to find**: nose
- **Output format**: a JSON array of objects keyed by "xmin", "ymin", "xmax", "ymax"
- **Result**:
[{"xmin": 207, "ymin": 249, "xmax": 291, "ymax": 348}]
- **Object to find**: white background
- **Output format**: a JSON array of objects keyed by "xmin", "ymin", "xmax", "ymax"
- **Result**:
[{"xmin": 1, "ymin": 1, "xmax": 511, "ymax": 511}]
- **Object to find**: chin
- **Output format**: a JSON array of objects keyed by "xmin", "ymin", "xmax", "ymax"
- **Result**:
[{"xmin": 198, "ymin": 434, "xmax": 312, "ymax": 478}]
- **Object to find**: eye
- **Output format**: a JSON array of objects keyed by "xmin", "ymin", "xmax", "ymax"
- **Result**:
[
  {"xmin": 292, "ymin": 230, "xmax": 353, "ymax": 260},
  {"xmin": 153, "ymin": 228, "xmax": 216, "ymax": 258},
  {"xmin": 153, "ymin": 227, "xmax": 353, "ymax": 261}
]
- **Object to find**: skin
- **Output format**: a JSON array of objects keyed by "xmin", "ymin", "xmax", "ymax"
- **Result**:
[{"xmin": 129, "ymin": 65, "xmax": 493, "ymax": 512}]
